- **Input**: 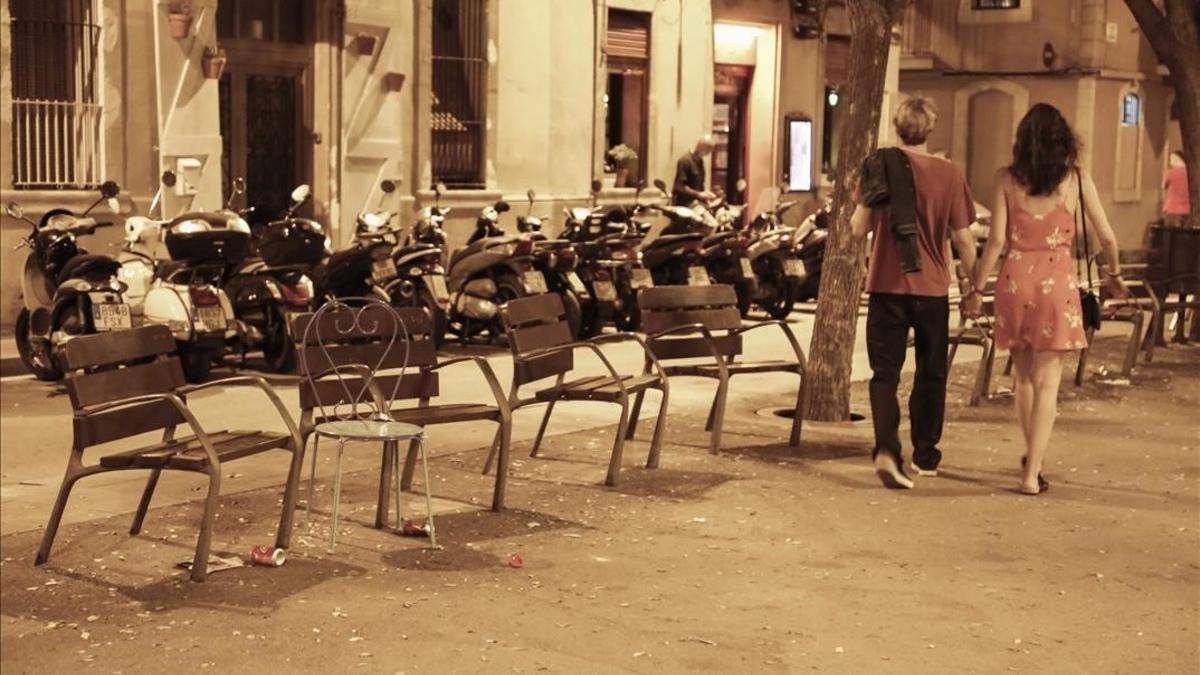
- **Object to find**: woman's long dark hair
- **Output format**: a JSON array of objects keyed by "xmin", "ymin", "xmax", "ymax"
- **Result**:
[{"xmin": 1009, "ymin": 103, "xmax": 1079, "ymax": 196}]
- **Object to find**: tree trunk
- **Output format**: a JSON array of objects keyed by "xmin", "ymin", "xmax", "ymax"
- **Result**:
[
  {"xmin": 1124, "ymin": 0, "xmax": 1200, "ymax": 227},
  {"xmin": 804, "ymin": 0, "xmax": 906, "ymax": 421}
]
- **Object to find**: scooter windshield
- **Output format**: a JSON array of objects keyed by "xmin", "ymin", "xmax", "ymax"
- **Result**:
[{"xmin": 753, "ymin": 186, "xmax": 783, "ymax": 217}]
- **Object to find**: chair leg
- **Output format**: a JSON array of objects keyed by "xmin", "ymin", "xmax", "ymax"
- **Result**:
[
  {"xmin": 393, "ymin": 443, "xmax": 403, "ymax": 529},
  {"xmin": 1121, "ymin": 312, "xmax": 1144, "ymax": 377},
  {"xmin": 482, "ymin": 426, "xmax": 502, "ymax": 475},
  {"xmin": 645, "ymin": 384, "xmax": 670, "ymax": 469},
  {"xmin": 1003, "ymin": 353, "xmax": 1013, "ymax": 376},
  {"xmin": 400, "ymin": 438, "xmax": 419, "ymax": 491},
  {"xmin": 415, "ymin": 436, "xmax": 438, "ymax": 548},
  {"xmin": 491, "ymin": 420, "xmax": 512, "ymax": 512},
  {"xmin": 946, "ymin": 340, "xmax": 960, "ymax": 371},
  {"xmin": 625, "ymin": 389, "xmax": 647, "ymax": 440},
  {"xmin": 708, "ymin": 377, "xmax": 730, "ymax": 455},
  {"xmin": 605, "ymin": 397, "xmax": 631, "ymax": 487},
  {"xmin": 189, "ymin": 468, "xmax": 223, "ymax": 582},
  {"xmin": 1075, "ymin": 329, "xmax": 1095, "ymax": 387},
  {"xmin": 704, "ymin": 391, "xmax": 720, "ymax": 432},
  {"xmin": 788, "ymin": 375, "xmax": 806, "ymax": 447},
  {"xmin": 375, "ymin": 441, "xmax": 395, "ymax": 529},
  {"xmin": 531, "ymin": 400, "xmax": 557, "ymax": 457},
  {"xmin": 328, "ymin": 439, "xmax": 346, "ymax": 554},
  {"xmin": 982, "ymin": 340, "xmax": 998, "ymax": 399},
  {"xmin": 274, "ymin": 437, "xmax": 306, "ymax": 550},
  {"xmin": 305, "ymin": 434, "xmax": 321, "ymax": 529},
  {"xmin": 129, "ymin": 468, "xmax": 163, "ymax": 535},
  {"xmin": 35, "ymin": 467, "xmax": 86, "ymax": 566}
]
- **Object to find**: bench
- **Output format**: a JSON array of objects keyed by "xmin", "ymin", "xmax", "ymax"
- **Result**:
[
  {"xmin": 638, "ymin": 284, "xmax": 807, "ymax": 453},
  {"xmin": 486, "ymin": 292, "xmax": 669, "ymax": 487},
  {"xmin": 36, "ymin": 325, "xmax": 304, "ymax": 582}
]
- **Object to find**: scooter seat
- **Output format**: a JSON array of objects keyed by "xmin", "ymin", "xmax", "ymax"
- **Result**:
[
  {"xmin": 703, "ymin": 230, "xmax": 740, "ymax": 247},
  {"xmin": 58, "ymin": 254, "xmax": 121, "ymax": 283},
  {"xmin": 642, "ymin": 232, "xmax": 703, "ymax": 252}
]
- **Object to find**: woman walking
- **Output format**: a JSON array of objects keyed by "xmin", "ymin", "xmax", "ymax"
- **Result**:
[{"xmin": 967, "ymin": 104, "xmax": 1127, "ymax": 495}]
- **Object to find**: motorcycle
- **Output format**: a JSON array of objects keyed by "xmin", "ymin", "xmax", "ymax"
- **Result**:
[
  {"xmin": 640, "ymin": 179, "xmax": 711, "ymax": 287},
  {"xmin": 744, "ymin": 186, "xmax": 806, "ymax": 319},
  {"xmin": 308, "ymin": 181, "xmax": 403, "ymax": 306},
  {"xmin": 516, "ymin": 188, "xmax": 588, "ymax": 338},
  {"xmin": 792, "ymin": 199, "xmax": 829, "ymax": 301},
  {"xmin": 8, "ymin": 181, "xmax": 128, "ymax": 380},
  {"xmin": 385, "ymin": 181, "xmax": 450, "ymax": 346},
  {"xmin": 696, "ymin": 181, "xmax": 756, "ymax": 315},
  {"xmin": 223, "ymin": 179, "xmax": 325, "ymax": 372}
]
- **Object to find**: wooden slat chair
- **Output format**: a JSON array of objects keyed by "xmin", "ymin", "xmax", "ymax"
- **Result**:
[
  {"xmin": 637, "ymin": 284, "xmax": 807, "ymax": 453},
  {"xmin": 947, "ymin": 275, "xmax": 999, "ymax": 406},
  {"xmin": 293, "ymin": 304, "xmax": 512, "ymax": 520},
  {"xmin": 36, "ymin": 325, "xmax": 304, "ymax": 582},
  {"xmin": 484, "ymin": 293, "xmax": 669, "ymax": 487}
]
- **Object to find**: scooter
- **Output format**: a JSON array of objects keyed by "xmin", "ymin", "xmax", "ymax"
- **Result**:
[
  {"xmin": 310, "ymin": 181, "xmax": 402, "ymax": 304},
  {"xmin": 792, "ymin": 201, "xmax": 829, "ymax": 301},
  {"xmin": 697, "ymin": 181, "xmax": 755, "ymax": 314},
  {"xmin": 385, "ymin": 181, "xmax": 450, "ymax": 346},
  {"xmin": 744, "ymin": 186, "xmax": 806, "ymax": 319},
  {"xmin": 516, "ymin": 188, "xmax": 588, "ymax": 338},
  {"xmin": 8, "ymin": 181, "xmax": 128, "ymax": 380},
  {"xmin": 640, "ymin": 179, "xmax": 711, "ymax": 287},
  {"xmin": 223, "ymin": 179, "xmax": 325, "ymax": 372}
]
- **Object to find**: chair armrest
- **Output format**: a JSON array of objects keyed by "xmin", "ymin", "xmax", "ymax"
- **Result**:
[
  {"xmin": 518, "ymin": 341, "xmax": 629, "ymax": 398},
  {"xmin": 426, "ymin": 356, "xmax": 511, "ymax": 417},
  {"xmin": 177, "ymin": 375, "xmax": 303, "ymax": 447},
  {"xmin": 588, "ymin": 332, "xmax": 668, "ymax": 381},
  {"xmin": 81, "ymin": 393, "xmax": 221, "ymax": 467},
  {"xmin": 730, "ymin": 320, "xmax": 808, "ymax": 370},
  {"xmin": 645, "ymin": 322, "xmax": 709, "ymax": 341}
]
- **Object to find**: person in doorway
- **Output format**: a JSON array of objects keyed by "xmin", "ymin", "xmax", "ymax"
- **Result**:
[
  {"xmin": 968, "ymin": 103, "xmax": 1128, "ymax": 495},
  {"xmin": 672, "ymin": 137, "xmax": 716, "ymax": 206},
  {"xmin": 850, "ymin": 96, "xmax": 981, "ymax": 489},
  {"xmin": 1162, "ymin": 149, "xmax": 1191, "ymax": 227}
]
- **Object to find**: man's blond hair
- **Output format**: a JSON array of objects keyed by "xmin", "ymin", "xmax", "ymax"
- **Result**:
[{"xmin": 893, "ymin": 96, "xmax": 938, "ymax": 146}]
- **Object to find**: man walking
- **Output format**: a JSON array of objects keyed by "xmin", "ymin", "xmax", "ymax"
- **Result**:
[
  {"xmin": 850, "ymin": 96, "xmax": 981, "ymax": 489},
  {"xmin": 672, "ymin": 137, "xmax": 716, "ymax": 206}
]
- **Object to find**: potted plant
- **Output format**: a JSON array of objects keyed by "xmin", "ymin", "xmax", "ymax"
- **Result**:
[
  {"xmin": 202, "ymin": 45, "xmax": 227, "ymax": 80},
  {"xmin": 167, "ymin": 1, "xmax": 193, "ymax": 39},
  {"xmin": 606, "ymin": 144, "xmax": 638, "ymax": 188}
]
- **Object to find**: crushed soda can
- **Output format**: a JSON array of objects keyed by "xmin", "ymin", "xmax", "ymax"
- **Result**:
[
  {"xmin": 508, "ymin": 553, "xmax": 524, "ymax": 569},
  {"xmin": 401, "ymin": 520, "xmax": 431, "ymax": 538},
  {"xmin": 249, "ymin": 545, "xmax": 286, "ymax": 567}
]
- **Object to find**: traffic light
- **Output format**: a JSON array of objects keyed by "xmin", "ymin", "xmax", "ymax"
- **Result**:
[{"xmin": 790, "ymin": 0, "xmax": 824, "ymax": 40}]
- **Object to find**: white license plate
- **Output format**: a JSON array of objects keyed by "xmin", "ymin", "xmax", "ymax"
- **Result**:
[
  {"xmin": 566, "ymin": 272, "xmax": 588, "ymax": 296},
  {"xmin": 630, "ymin": 268, "xmax": 654, "ymax": 289},
  {"xmin": 426, "ymin": 274, "xmax": 449, "ymax": 303},
  {"xmin": 196, "ymin": 305, "xmax": 226, "ymax": 331},
  {"xmin": 523, "ymin": 270, "xmax": 548, "ymax": 294},
  {"xmin": 92, "ymin": 303, "xmax": 132, "ymax": 332},
  {"xmin": 785, "ymin": 259, "xmax": 806, "ymax": 278},
  {"xmin": 371, "ymin": 259, "xmax": 397, "ymax": 284},
  {"xmin": 739, "ymin": 257, "xmax": 756, "ymax": 279},
  {"xmin": 594, "ymin": 280, "xmax": 618, "ymax": 302},
  {"xmin": 687, "ymin": 266, "xmax": 710, "ymax": 286}
]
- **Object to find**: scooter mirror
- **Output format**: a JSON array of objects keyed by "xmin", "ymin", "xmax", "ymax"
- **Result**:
[
  {"xmin": 735, "ymin": 178, "xmax": 747, "ymax": 193},
  {"xmin": 495, "ymin": 201, "xmax": 511, "ymax": 213},
  {"xmin": 232, "ymin": 176, "xmax": 246, "ymax": 195},
  {"xmin": 107, "ymin": 197, "xmax": 120, "ymax": 214},
  {"xmin": 161, "ymin": 171, "xmax": 178, "ymax": 188},
  {"xmin": 590, "ymin": 179, "xmax": 602, "ymax": 193},
  {"xmin": 653, "ymin": 178, "xmax": 667, "ymax": 192},
  {"xmin": 5, "ymin": 201, "xmax": 23, "ymax": 220},
  {"xmin": 100, "ymin": 180, "xmax": 121, "ymax": 198},
  {"xmin": 526, "ymin": 189, "xmax": 536, "ymax": 202},
  {"xmin": 291, "ymin": 184, "xmax": 311, "ymax": 203},
  {"xmin": 381, "ymin": 179, "xmax": 397, "ymax": 194},
  {"xmin": 434, "ymin": 182, "xmax": 447, "ymax": 195}
]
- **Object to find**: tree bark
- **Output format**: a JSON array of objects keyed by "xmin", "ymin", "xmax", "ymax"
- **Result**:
[
  {"xmin": 804, "ymin": 0, "xmax": 906, "ymax": 421},
  {"xmin": 1124, "ymin": 0, "xmax": 1200, "ymax": 227}
]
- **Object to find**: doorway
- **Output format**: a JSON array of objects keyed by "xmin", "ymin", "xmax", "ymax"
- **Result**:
[{"xmin": 712, "ymin": 64, "xmax": 752, "ymax": 201}]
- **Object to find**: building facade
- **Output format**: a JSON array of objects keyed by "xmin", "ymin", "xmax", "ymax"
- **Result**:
[
  {"xmin": 898, "ymin": 0, "xmax": 1183, "ymax": 247},
  {"xmin": 0, "ymin": 0, "xmax": 838, "ymax": 327}
]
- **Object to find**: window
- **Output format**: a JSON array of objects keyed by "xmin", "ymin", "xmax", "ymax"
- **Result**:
[
  {"xmin": 1114, "ymin": 86, "xmax": 1143, "ymax": 202},
  {"xmin": 9, "ymin": 0, "xmax": 103, "ymax": 189},
  {"xmin": 431, "ymin": 0, "xmax": 488, "ymax": 189},
  {"xmin": 973, "ymin": 0, "xmax": 1020, "ymax": 8},
  {"xmin": 1121, "ymin": 93, "xmax": 1141, "ymax": 126},
  {"xmin": 604, "ymin": 9, "xmax": 650, "ymax": 186},
  {"xmin": 217, "ymin": 0, "xmax": 306, "ymax": 43}
]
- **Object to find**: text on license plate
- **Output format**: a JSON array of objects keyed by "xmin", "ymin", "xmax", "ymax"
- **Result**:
[
  {"xmin": 426, "ymin": 274, "xmax": 449, "ymax": 302},
  {"xmin": 196, "ymin": 305, "xmax": 226, "ymax": 331},
  {"xmin": 566, "ymin": 272, "xmax": 588, "ymax": 296},
  {"xmin": 371, "ymin": 259, "xmax": 397, "ymax": 284},
  {"xmin": 523, "ymin": 270, "xmax": 549, "ymax": 294},
  {"xmin": 630, "ymin": 268, "xmax": 654, "ymax": 289},
  {"xmin": 739, "ymin": 257, "xmax": 755, "ymax": 279},
  {"xmin": 785, "ymin": 259, "xmax": 806, "ymax": 278},
  {"xmin": 687, "ymin": 266, "xmax": 710, "ymax": 286},
  {"xmin": 92, "ymin": 303, "xmax": 132, "ymax": 332},
  {"xmin": 594, "ymin": 280, "xmax": 618, "ymax": 302}
]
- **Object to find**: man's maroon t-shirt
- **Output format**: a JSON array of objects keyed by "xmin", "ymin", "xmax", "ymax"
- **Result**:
[{"xmin": 864, "ymin": 150, "xmax": 975, "ymax": 297}]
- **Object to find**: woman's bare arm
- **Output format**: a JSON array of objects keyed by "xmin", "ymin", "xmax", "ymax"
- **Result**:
[
  {"xmin": 1080, "ymin": 170, "xmax": 1121, "ymax": 275},
  {"xmin": 971, "ymin": 171, "xmax": 1009, "ymax": 294}
]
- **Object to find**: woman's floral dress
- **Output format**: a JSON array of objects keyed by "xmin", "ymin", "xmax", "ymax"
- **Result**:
[{"xmin": 994, "ymin": 203, "xmax": 1088, "ymax": 352}]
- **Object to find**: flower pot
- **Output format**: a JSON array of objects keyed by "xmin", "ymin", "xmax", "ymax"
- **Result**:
[
  {"xmin": 614, "ymin": 167, "xmax": 630, "ymax": 188},
  {"xmin": 168, "ymin": 13, "xmax": 192, "ymax": 39},
  {"xmin": 202, "ymin": 54, "xmax": 227, "ymax": 80}
]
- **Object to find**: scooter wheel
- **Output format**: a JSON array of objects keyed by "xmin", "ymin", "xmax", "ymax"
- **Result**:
[{"xmin": 179, "ymin": 346, "xmax": 214, "ymax": 383}]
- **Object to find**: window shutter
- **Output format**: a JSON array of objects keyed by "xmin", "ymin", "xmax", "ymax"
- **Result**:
[
  {"xmin": 607, "ymin": 11, "xmax": 649, "ymax": 61},
  {"xmin": 825, "ymin": 36, "xmax": 850, "ymax": 87}
]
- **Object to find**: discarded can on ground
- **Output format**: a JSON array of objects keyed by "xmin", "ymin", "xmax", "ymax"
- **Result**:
[
  {"xmin": 250, "ymin": 545, "xmax": 286, "ymax": 567},
  {"xmin": 508, "ymin": 553, "xmax": 524, "ymax": 569},
  {"xmin": 401, "ymin": 520, "xmax": 430, "ymax": 538}
]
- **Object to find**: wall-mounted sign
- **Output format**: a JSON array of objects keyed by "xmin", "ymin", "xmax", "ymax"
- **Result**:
[{"xmin": 784, "ymin": 116, "xmax": 813, "ymax": 192}]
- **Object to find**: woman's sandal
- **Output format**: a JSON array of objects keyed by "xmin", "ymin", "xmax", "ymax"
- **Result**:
[{"xmin": 1020, "ymin": 456, "xmax": 1050, "ymax": 494}]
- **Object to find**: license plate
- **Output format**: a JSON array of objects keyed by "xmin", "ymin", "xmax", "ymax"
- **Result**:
[
  {"xmin": 739, "ymin": 257, "xmax": 756, "ymax": 279},
  {"xmin": 566, "ymin": 272, "xmax": 588, "ymax": 296},
  {"xmin": 523, "ymin": 270, "xmax": 549, "ymax": 294},
  {"xmin": 371, "ymin": 259, "xmax": 397, "ymax": 284},
  {"xmin": 426, "ymin": 274, "xmax": 449, "ymax": 303},
  {"xmin": 196, "ymin": 305, "xmax": 226, "ymax": 331},
  {"xmin": 630, "ymin": 268, "xmax": 654, "ymax": 289},
  {"xmin": 92, "ymin": 303, "xmax": 132, "ymax": 332},
  {"xmin": 785, "ymin": 259, "xmax": 806, "ymax": 278},
  {"xmin": 687, "ymin": 266, "xmax": 710, "ymax": 286},
  {"xmin": 594, "ymin": 280, "xmax": 618, "ymax": 302}
]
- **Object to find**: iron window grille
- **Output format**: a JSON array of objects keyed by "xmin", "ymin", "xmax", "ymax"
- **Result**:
[
  {"xmin": 973, "ymin": 0, "xmax": 1021, "ymax": 9},
  {"xmin": 431, "ymin": 0, "xmax": 488, "ymax": 189},
  {"xmin": 9, "ymin": 0, "xmax": 104, "ymax": 189}
]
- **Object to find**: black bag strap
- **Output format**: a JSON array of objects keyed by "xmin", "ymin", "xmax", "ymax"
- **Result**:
[{"xmin": 1075, "ymin": 169, "xmax": 1094, "ymax": 290}]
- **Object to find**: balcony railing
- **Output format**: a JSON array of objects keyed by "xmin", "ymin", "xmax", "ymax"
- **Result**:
[{"xmin": 11, "ymin": 100, "xmax": 104, "ymax": 189}]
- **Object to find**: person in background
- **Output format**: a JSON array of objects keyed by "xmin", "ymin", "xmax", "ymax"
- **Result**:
[
  {"xmin": 672, "ymin": 137, "xmax": 716, "ymax": 206},
  {"xmin": 1162, "ymin": 150, "xmax": 1190, "ymax": 227},
  {"xmin": 850, "ymin": 96, "xmax": 980, "ymax": 489},
  {"xmin": 967, "ymin": 103, "xmax": 1128, "ymax": 496}
]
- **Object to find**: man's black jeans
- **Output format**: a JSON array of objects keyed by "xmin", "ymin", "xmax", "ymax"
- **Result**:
[{"xmin": 866, "ymin": 293, "xmax": 949, "ymax": 469}]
